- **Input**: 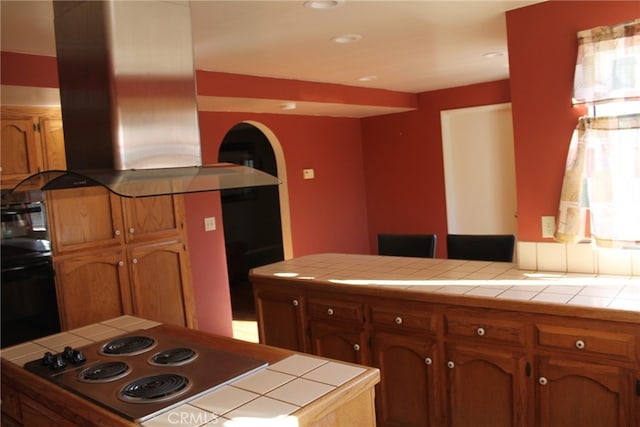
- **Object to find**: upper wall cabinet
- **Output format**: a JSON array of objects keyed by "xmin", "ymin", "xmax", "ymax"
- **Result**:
[{"xmin": 1, "ymin": 107, "xmax": 66, "ymax": 189}]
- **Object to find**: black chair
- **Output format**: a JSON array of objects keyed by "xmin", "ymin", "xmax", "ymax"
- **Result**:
[
  {"xmin": 446, "ymin": 234, "xmax": 515, "ymax": 262},
  {"xmin": 377, "ymin": 233, "xmax": 437, "ymax": 258}
]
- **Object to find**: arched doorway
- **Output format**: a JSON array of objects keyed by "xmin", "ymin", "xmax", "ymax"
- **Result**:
[{"xmin": 218, "ymin": 122, "xmax": 289, "ymax": 325}]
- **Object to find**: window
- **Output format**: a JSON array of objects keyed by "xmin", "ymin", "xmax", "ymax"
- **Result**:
[{"xmin": 555, "ymin": 19, "xmax": 640, "ymax": 249}]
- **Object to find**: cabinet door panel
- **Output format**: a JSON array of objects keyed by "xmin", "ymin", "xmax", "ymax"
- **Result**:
[
  {"xmin": 254, "ymin": 288, "xmax": 305, "ymax": 351},
  {"xmin": 309, "ymin": 320, "xmax": 367, "ymax": 365},
  {"xmin": 48, "ymin": 187, "xmax": 124, "ymax": 253},
  {"xmin": 372, "ymin": 330, "xmax": 440, "ymax": 427},
  {"xmin": 121, "ymin": 195, "xmax": 183, "ymax": 243},
  {"xmin": 55, "ymin": 250, "xmax": 132, "ymax": 329},
  {"xmin": 128, "ymin": 241, "xmax": 194, "ymax": 328},
  {"xmin": 1, "ymin": 118, "xmax": 40, "ymax": 185},
  {"xmin": 446, "ymin": 346, "xmax": 526, "ymax": 427},
  {"xmin": 536, "ymin": 357, "xmax": 635, "ymax": 427},
  {"xmin": 40, "ymin": 117, "xmax": 66, "ymax": 170}
]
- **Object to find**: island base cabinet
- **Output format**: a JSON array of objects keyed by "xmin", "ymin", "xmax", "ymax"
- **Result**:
[
  {"xmin": 372, "ymin": 331, "xmax": 441, "ymax": 427},
  {"xmin": 445, "ymin": 345, "xmax": 528, "ymax": 427},
  {"xmin": 536, "ymin": 357, "xmax": 637, "ymax": 427},
  {"xmin": 309, "ymin": 320, "xmax": 368, "ymax": 365},
  {"xmin": 254, "ymin": 287, "xmax": 306, "ymax": 351}
]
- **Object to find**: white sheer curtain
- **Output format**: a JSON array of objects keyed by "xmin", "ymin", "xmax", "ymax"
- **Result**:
[{"xmin": 555, "ymin": 19, "xmax": 640, "ymax": 248}]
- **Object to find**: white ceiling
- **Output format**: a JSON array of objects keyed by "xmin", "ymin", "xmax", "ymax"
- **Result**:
[{"xmin": 0, "ymin": 0, "xmax": 544, "ymax": 117}]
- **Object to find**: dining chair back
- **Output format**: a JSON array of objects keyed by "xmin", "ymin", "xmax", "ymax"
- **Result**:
[
  {"xmin": 446, "ymin": 234, "xmax": 515, "ymax": 262},
  {"xmin": 377, "ymin": 233, "xmax": 437, "ymax": 258}
]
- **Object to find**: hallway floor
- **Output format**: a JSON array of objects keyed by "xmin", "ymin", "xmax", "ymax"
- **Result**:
[{"xmin": 230, "ymin": 280, "xmax": 259, "ymax": 343}]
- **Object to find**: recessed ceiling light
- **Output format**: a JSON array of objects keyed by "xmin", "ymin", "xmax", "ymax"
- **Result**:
[
  {"xmin": 332, "ymin": 34, "xmax": 362, "ymax": 44},
  {"xmin": 358, "ymin": 75, "xmax": 377, "ymax": 82},
  {"xmin": 482, "ymin": 51, "xmax": 504, "ymax": 58},
  {"xmin": 303, "ymin": 0, "xmax": 343, "ymax": 10}
]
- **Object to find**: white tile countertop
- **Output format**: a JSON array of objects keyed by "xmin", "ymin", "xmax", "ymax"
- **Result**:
[
  {"xmin": 250, "ymin": 253, "xmax": 640, "ymax": 314},
  {"xmin": 0, "ymin": 316, "xmax": 372, "ymax": 426}
]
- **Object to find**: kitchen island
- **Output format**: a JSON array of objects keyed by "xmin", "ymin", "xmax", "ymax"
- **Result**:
[
  {"xmin": 1, "ymin": 315, "xmax": 379, "ymax": 427},
  {"xmin": 250, "ymin": 253, "xmax": 640, "ymax": 427}
]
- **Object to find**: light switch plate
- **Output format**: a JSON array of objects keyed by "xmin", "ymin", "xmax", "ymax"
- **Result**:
[
  {"xmin": 303, "ymin": 169, "xmax": 315, "ymax": 179},
  {"xmin": 204, "ymin": 216, "xmax": 216, "ymax": 231}
]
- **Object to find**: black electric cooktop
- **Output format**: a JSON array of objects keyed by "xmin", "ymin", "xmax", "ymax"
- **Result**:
[{"xmin": 24, "ymin": 328, "xmax": 268, "ymax": 422}]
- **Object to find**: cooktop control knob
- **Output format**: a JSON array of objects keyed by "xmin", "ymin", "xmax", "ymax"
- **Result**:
[
  {"xmin": 42, "ymin": 351, "xmax": 54, "ymax": 366},
  {"xmin": 51, "ymin": 355, "xmax": 66, "ymax": 370},
  {"xmin": 70, "ymin": 350, "xmax": 87, "ymax": 364},
  {"xmin": 63, "ymin": 346, "xmax": 74, "ymax": 360}
]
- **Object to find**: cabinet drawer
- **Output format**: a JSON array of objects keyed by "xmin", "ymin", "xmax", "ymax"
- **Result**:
[
  {"xmin": 307, "ymin": 298, "xmax": 364, "ymax": 323},
  {"xmin": 535, "ymin": 324, "xmax": 636, "ymax": 361},
  {"xmin": 371, "ymin": 306, "xmax": 437, "ymax": 333},
  {"xmin": 445, "ymin": 312, "xmax": 526, "ymax": 346}
]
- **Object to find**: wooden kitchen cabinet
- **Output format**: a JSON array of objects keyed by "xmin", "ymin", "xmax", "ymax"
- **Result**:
[
  {"xmin": 534, "ymin": 318, "xmax": 638, "ymax": 427},
  {"xmin": 54, "ymin": 248, "xmax": 133, "ymax": 330},
  {"xmin": 121, "ymin": 195, "xmax": 185, "ymax": 244},
  {"xmin": 371, "ymin": 330, "xmax": 440, "ymax": 427},
  {"xmin": 536, "ymin": 357, "xmax": 636, "ymax": 427},
  {"xmin": 445, "ymin": 345, "xmax": 528, "ymax": 427},
  {"xmin": 128, "ymin": 240, "xmax": 195, "ymax": 327},
  {"xmin": 370, "ymin": 304, "xmax": 441, "ymax": 427},
  {"xmin": 307, "ymin": 296, "xmax": 368, "ymax": 364},
  {"xmin": 47, "ymin": 187, "xmax": 125, "ymax": 254},
  {"xmin": 39, "ymin": 117, "xmax": 66, "ymax": 170},
  {"xmin": 47, "ymin": 186, "xmax": 196, "ymax": 329},
  {"xmin": 1, "ymin": 116, "xmax": 41, "ymax": 188},
  {"xmin": 1, "ymin": 107, "xmax": 66, "ymax": 189},
  {"xmin": 251, "ymin": 273, "xmax": 639, "ymax": 427},
  {"xmin": 309, "ymin": 321, "xmax": 368, "ymax": 365},
  {"xmin": 254, "ymin": 283, "xmax": 306, "ymax": 351}
]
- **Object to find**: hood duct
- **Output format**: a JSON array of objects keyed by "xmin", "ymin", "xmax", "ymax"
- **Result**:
[{"xmin": 4, "ymin": 0, "xmax": 280, "ymax": 202}]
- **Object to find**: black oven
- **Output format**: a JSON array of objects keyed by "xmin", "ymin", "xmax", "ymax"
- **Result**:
[{"xmin": 1, "ymin": 198, "xmax": 60, "ymax": 348}]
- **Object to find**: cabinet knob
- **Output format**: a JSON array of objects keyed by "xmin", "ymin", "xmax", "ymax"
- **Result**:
[
  {"xmin": 118, "ymin": 261, "xmax": 124, "ymax": 267},
  {"xmin": 575, "ymin": 340, "xmax": 585, "ymax": 349},
  {"xmin": 327, "ymin": 308, "xmax": 334, "ymax": 316},
  {"xmin": 476, "ymin": 327, "xmax": 486, "ymax": 336},
  {"xmin": 353, "ymin": 344, "xmax": 360, "ymax": 351},
  {"xmin": 424, "ymin": 357, "xmax": 433, "ymax": 365},
  {"xmin": 447, "ymin": 361, "xmax": 455, "ymax": 369},
  {"xmin": 114, "ymin": 229, "xmax": 121, "ymax": 236},
  {"xmin": 538, "ymin": 377, "xmax": 548, "ymax": 385},
  {"xmin": 395, "ymin": 316, "xmax": 403, "ymax": 325},
  {"xmin": 129, "ymin": 227, "xmax": 135, "ymax": 234},
  {"xmin": 292, "ymin": 299, "xmax": 299, "ymax": 307},
  {"xmin": 132, "ymin": 258, "xmax": 138, "ymax": 264}
]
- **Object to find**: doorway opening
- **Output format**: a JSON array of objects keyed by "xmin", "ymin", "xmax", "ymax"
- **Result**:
[
  {"xmin": 219, "ymin": 123, "xmax": 285, "ymax": 341},
  {"xmin": 440, "ymin": 103, "xmax": 518, "ymax": 248}
]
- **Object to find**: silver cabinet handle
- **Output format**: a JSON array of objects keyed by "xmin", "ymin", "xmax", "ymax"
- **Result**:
[
  {"xmin": 575, "ymin": 340, "xmax": 585, "ymax": 349},
  {"xmin": 395, "ymin": 316, "xmax": 403, "ymax": 325},
  {"xmin": 424, "ymin": 357, "xmax": 432, "ymax": 365},
  {"xmin": 118, "ymin": 261, "xmax": 124, "ymax": 267},
  {"xmin": 114, "ymin": 229, "xmax": 121, "ymax": 236},
  {"xmin": 129, "ymin": 227, "xmax": 135, "ymax": 234},
  {"xmin": 447, "ymin": 361, "xmax": 455, "ymax": 369},
  {"xmin": 539, "ymin": 377, "xmax": 548, "ymax": 385},
  {"xmin": 327, "ymin": 308, "xmax": 334, "ymax": 316},
  {"xmin": 476, "ymin": 327, "xmax": 486, "ymax": 336},
  {"xmin": 353, "ymin": 344, "xmax": 360, "ymax": 351},
  {"xmin": 131, "ymin": 258, "xmax": 138, "ymax": 264},
  {"xmin": 292, "ymin": 299, "xmax": 299, "ymax": 307}
]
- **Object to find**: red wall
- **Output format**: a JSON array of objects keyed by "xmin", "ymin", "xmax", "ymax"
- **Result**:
[
  {"xmin": 361, "ymin": 80, "xmax": 511, "ymax": 258},
  {"xmin": 506, "ymin": 1, "xmax": 636, "ymax": 241},
  {"xmin": 181, "ymin": 110, "xmax": 370, "ymax": 335}
]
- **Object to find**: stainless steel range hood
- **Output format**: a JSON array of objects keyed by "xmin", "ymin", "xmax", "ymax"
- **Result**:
[{"xmin": 5, "ymin": 0, "xmax": 279, "ymax": 202}]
